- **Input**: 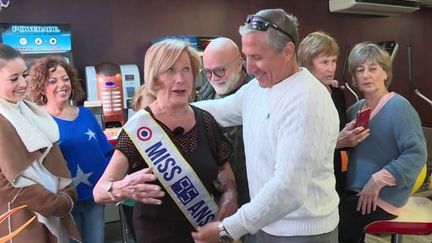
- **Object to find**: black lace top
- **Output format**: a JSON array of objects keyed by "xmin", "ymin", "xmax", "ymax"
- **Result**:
[{"xmin": 115, "ymin": 105, "xmax": 232, "ymax": 243}]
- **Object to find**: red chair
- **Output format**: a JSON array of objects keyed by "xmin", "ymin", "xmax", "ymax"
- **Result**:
[{"xmin": 364, "ymin": 197, "xmax": 432, "ymax": 243}]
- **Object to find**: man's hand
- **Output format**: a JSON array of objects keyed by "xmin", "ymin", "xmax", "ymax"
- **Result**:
[
  {"xmin": 217, "ymin": 190, "xmax": 238, "ymax": 220},
  {"xmin": 215, "ymin": 163, "xmax": 238, "ymax": 220},
  {"xmin": 191, "ymin": 221, "xmax": 220, "ymax": 243}
]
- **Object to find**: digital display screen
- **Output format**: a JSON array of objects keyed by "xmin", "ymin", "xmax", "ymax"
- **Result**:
[
  {"xmin": 0, "ymin": 24, "xmax": 72, "ymax": 53},
  {"xmin": 125, "ymin": 74, "xmax": 135, "ymax": 81}
]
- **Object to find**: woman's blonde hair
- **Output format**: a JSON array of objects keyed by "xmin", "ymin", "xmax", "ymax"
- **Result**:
[
  {"xmin": 348, "ymin": 42, "xmax": 393, "ymax": 88},
  {"xmin": 144, "ymin": 39, "xmax": 201, "ymax": 101},
  {"xmin": 298, "ymin": 31, "xmax": 340, "ymax": 70},
  {"xmin": 131, "ymin": 84, "xmax": 155, "ymax": 111}
]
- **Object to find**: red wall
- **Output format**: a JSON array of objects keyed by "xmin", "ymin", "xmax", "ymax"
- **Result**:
[{"xmin": 0, "ymin": 0, "xmax": 431, "ymax": 126}]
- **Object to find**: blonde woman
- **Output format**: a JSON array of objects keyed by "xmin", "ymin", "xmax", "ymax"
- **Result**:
[{"xmin": 93, "ymin": 39, "xmax": 237, "ymax": 243}]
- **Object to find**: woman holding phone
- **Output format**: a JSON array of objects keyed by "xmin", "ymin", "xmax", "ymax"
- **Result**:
[{"xmin": 338, "ymin": 42, "xmax": 427, "ymax": 243}]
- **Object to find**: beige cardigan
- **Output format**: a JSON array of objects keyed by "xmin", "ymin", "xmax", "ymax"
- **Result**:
[{"xmin": 0, "ymin": 102, "xmax": 81, "ymax": 242}]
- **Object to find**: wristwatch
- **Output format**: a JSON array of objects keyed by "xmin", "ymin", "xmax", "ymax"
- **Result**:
[
  {"xmin": 218, "ymin": 222, "xmax": 233, "ymax": 243},
  {"xmin": 104, "ymin": 181, "xmax": 115, "ymax": 201}
]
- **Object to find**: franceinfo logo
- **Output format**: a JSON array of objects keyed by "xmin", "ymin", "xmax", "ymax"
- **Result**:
[{"xmin": 11, "ymin": 25, "xmax": 61, "ymax": 33}]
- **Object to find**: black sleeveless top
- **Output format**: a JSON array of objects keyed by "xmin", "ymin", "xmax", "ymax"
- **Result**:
[
  {"xmin": 331, "ymin": 87, "xmax": 348, "ymax": 197},
  {"xmin": 116, "ymin": 105, "xmax": 232, "ymax": 243}
]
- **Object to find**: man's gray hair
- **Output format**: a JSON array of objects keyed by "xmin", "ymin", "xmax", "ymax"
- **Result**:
[{"xmin": 239, "ymin": 9, "xmax": 299, "ymax": 52}]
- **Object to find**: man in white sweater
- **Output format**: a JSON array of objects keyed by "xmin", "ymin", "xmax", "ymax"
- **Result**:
[{"xmin": 192, "ymin": 8, "xmax": 340, "ymax": 243}]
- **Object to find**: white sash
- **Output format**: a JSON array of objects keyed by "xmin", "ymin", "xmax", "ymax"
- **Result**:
[{"xmin": 123, "ymin": 109, "xmax": 219, "ymax": 229}]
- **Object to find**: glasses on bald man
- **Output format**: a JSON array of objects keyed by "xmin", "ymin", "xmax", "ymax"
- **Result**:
[{"xmin": 202, "ymin": 57, "xmax": 240, "ymax": 79}]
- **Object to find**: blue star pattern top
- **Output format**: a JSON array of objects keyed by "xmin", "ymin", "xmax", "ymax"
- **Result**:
[
  {"xmin": 85, "ymin": 128, "xmax": 97, "ymax": 141},
  {"xmin": 53, "ymin": 106, "xmax": 113, "ymax": 201},
  {"xmin": 73, "ymin": 164, "xmax": 93, "ymax": 187}
]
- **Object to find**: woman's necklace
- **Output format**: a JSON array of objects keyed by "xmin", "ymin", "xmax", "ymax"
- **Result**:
[
  {"xmin": 46, "ymin": 105, "xmax": 78, "ymax": 120},
  {"xmin": 364, "ymin": 90, "xmax": 389, "ymax": 110}
]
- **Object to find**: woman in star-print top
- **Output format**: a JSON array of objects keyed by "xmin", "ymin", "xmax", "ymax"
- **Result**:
[{"xmin": 27, "ymin": 56, "xmax": 113, "ymax": 243}]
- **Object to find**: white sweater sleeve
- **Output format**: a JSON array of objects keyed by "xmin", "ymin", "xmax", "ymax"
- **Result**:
[{"xmin": 192, "ymin": 80, "xmax": 253, "ymax": 127}]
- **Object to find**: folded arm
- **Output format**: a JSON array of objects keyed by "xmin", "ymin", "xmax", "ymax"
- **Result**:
[{"xmin": 0, "ymin": 172, "xmax": 75, "ymax": 217}]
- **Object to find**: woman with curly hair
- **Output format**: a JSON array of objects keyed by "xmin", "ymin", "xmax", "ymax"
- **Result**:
[{"xmin": 27, "ymin": 56, "xmax": 113, "ymax": 243}]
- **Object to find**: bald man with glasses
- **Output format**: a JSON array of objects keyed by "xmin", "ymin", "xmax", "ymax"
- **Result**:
[
  {"xmin": 196, "ymin": 37, "xmax": 255, "ymax": 243},
  {"xmin": 192, "ymin": 9, "xmax": 339, "ymax": 243},
  {"xmin": 198, "ymin": 37, "xmax": 252, "ymax": 99}
]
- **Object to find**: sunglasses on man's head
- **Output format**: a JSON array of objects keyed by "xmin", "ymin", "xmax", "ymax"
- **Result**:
[{"xmin": 244, "ymin": 15, "xmax": 295, "ymax": 45}]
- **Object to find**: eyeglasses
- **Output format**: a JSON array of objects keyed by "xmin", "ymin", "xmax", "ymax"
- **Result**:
[
  {"xmin": 244, "ymin": 15, "xmax": 295, "ymax": 45},
  {"xmin": 202, "ymin": 57, "xmax": 240, "ymax": 79}
]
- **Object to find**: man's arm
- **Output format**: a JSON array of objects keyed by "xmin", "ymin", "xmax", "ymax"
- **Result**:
[{"xmin": 193, "ymin": 79, "xmax": 253, "ymax": 127}]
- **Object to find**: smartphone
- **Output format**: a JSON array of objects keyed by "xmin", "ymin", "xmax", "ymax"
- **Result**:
[{"xmin": 354, "ymin": 108, "xmax": 371, "ymax": 129}]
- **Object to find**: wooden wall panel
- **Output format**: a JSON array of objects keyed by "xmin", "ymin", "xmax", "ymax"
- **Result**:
[{"xmin": 0, "ymin": 0, "xmax": 430, "ymax": 125}]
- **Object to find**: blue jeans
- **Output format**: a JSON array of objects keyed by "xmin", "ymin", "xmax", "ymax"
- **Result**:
[{"xmin": 70, "ymin": 200, "xmax": 105, "ymax": 243}]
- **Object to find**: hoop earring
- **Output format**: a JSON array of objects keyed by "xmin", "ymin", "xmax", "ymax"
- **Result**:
[
  {"xmin": 331, "ymin": 79, "xmax": 339, "ymax": 88},
  {"xmin": 40, "ymin": 94, "xmax": 47, "ymax": 104},
  {"xmin": 70, "ymin": 89, "xmax": 75, "ymax": 99}
]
